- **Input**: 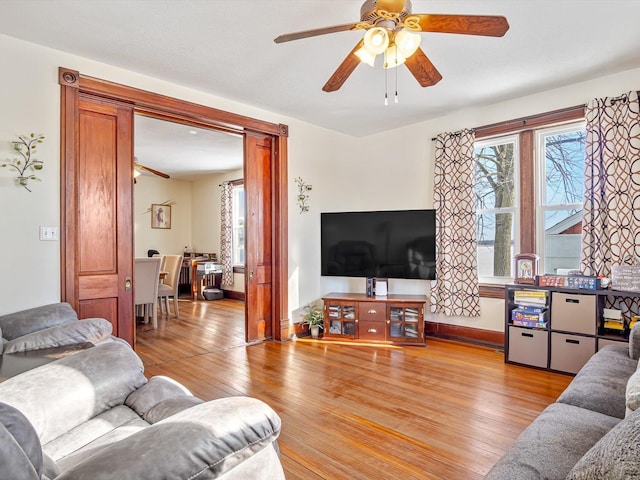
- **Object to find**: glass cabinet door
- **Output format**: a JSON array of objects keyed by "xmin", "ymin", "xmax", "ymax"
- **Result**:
[
  {"xmin": 388, "ymin": 305, "xmax": 421, "ymax": 342},
  {"xmin": 325, "ymin": 301, "xmax": 357, "ymax": 338}
]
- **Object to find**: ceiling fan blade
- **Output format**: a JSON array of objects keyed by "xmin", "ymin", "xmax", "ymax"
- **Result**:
[
  {"xmin": 404, "ymin": 48, "xmax": 442, "ymax": 87},
  {"xmin": 415, "ymin": 14, "xmax": 509, "ymax": 37},
  {"xmin": 137, "ymin": 163, "xmax": 170, "ymax": 179},
  {"xmin": 274, "ymin": 23, "xmax": 360, "ymax": 43},
  {"xmin": 322, "ymin": 40, "xmax": 364, "ymax": 92},
  {"xmin": 375, "ymin": 0, "xmax": 407, "ymax": 13}
]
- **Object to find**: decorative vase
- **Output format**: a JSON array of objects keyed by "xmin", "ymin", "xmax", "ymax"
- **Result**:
[{"xmin": 310, "ymin": 325, "xmax": 320, "ymax": 339}]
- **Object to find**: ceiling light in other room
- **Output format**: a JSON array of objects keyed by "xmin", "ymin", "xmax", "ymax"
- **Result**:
[
  {"xmin": 363, "ymin": 27, "xmax": 389, "ymax": 55},
  {"xmin": 395, "ymin": 30, "xmax": 421, "ymax": 58}
]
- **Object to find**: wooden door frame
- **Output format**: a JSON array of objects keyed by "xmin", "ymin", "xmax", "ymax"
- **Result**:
[{"xmin": 59, "ymin": 67, "xmax": 289, "ymax": 342}]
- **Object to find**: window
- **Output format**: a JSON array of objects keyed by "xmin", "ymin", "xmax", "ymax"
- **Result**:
[
  {"xmin": 537, "ymin": 123, "xmax": 586, "ymax": 274},
  {"xmin": 474, "ymin": 119, "xmax": 586, "ymax": 287},
  {"xmin": 232, "ymin": 184, "xmax": 245, "ymax": 266},
  {"xmin": 475, "ymin": 136, "xmax": 519, "ymax": 282}
]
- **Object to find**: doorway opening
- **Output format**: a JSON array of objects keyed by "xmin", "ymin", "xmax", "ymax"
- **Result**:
[{"xmin": 133, "ymin": 114, "xmax": 246, "ymax": 347}]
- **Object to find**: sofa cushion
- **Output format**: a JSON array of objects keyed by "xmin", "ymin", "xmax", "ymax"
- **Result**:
[
  {"xmin": 0, "ymin": 303, "xmax": 78, "ymax": 340},
  {"xmin": 3, "ymin": 317, "xmax": 113, "ymax": 354},
  {"xmin": 0, "ymin": 402, "xmax": 43, "ymax": 480},
  {"xmin": 484, "ymin": 403, "xmax": 620, "ymax": 480},
  {"xmin": 53, "ymin": 397, "xmax": 282, "ymax": 480},
  {"xmin": 566, "ymin": 407, "xmax": 640, "ymax": 479},
  {"xmin": 125, "ymin": 375, "xmax": 195, "ymax": 420},
  {"xmin": 556, "ymin": 344, "xmax": 636, "ymax": 419}
]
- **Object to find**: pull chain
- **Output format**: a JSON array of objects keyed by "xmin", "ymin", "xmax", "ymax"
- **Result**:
[{"xmin": 384, "ymin": 65, "xmax": 389, "ymax": 106}]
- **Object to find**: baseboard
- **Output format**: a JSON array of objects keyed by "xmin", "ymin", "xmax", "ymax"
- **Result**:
[
  {"xmin": 222, "ymin": 290, "xmax": 245, "ymax": 301},
  {"xmin": 425, "ymin": 321, "xmax": 504, "ymax": 348}
]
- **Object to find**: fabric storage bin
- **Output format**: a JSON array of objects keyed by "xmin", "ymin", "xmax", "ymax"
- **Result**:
[
  {"xmin": 551, "ymin": 292, "xmax": 596, "ymax": 335},
  {"xmin": 508, "ymin": 326, "xmax": 549, "ymax": 368},
  {"xmin": 550, "ymin": 332, "xmax": 596, "ymax": 374}
]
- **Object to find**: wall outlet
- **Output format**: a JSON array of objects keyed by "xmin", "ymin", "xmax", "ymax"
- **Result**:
[{"xmin": 40, "ymin": 226, "xmax": 58, "ymax": 241}]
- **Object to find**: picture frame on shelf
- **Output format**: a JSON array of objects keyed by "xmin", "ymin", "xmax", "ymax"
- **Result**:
[
  {"xmin": 151, "ymin": 203, "xmax": 171, "ymax": 229},
  {"xmin": 514, "ymin": 253, "xmax": 538, "ymax": 284}
]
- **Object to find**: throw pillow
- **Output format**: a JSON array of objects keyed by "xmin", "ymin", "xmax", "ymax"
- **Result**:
[{"xmin": 567, "ymin": 408, "xmax": 640, "ymax": 479}]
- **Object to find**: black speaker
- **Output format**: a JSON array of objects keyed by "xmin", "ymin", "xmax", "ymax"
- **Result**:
[{"xmin": 366, "ymin": 277, "xmax": 374, "ymax": 297}]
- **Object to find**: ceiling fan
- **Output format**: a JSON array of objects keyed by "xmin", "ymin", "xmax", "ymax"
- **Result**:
[
  {"xmin": 134, "ymin": 157, "xmax": 170, "ymax": 179},
  {"xmin": 274, "ymin": 0, "xmax": 509, "ymax": 92}
]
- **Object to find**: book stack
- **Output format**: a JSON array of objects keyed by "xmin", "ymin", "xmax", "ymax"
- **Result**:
[
  {"xmin": 513, "ymin": 289, "xmax": 548, "ymax": 306},
  {"xmin": 512, "ymin": 290, "xmax": 549, "ymax": 328}
]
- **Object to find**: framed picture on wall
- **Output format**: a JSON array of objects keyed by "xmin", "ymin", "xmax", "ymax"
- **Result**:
[{"xmin": 151, "ymin": 204, "xmax": 171, "ymax": 229}]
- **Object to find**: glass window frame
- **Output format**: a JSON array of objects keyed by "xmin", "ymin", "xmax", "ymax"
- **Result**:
[
  {"xmin": 474, "ymin": 134, "xmax": 520, "ymax": 285},
  {"xmin": 231, "ymin": 183, "xmax": 245, "ymax": 268},
  {"xmin": 472, "ymin": 106, "xmax": 586, "ymax": 298},
  {"xmin": 535, "ymin": 121, "xmax": 586, "ymax": 274}
]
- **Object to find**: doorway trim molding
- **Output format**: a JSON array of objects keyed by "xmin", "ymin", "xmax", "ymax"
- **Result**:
[{"xmin": 59, "ymin": 66, "xmax": 289, "ymax": 341}]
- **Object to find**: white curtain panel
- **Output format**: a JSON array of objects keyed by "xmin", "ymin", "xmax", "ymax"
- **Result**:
[
  {"xmin": 220, "ymin": 181, "xmax": 234, "ymax": 287},
  {"xmin": 430, "ymin": 129, "xmax": 480, "ymax": 317},
  {"xmin": 581, "ymin": 91, "xmax": 640, "ymax": 276}
]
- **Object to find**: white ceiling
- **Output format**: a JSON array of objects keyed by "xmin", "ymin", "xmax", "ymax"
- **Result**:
[
  {"xmin": 134, "ymin": 115, "xmax": 243, "ymax": 180},
  {"xmin": 1, "ymin": 0, "xmax": 640, "ymax": 173}
]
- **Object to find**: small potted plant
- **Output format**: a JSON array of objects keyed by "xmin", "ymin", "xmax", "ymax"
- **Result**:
[{"xmin": 301, "ymin": 303, "xmax": 324, "ymax": 339}]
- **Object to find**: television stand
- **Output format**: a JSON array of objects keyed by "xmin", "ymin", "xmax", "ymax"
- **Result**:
[{"xmin": 321, "ymin": 292, "xmax": 427, "ymax": 346}]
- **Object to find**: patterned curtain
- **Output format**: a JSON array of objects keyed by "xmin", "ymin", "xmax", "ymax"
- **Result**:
[
  {"xmin": 580, "ymin": 91, "xmax": 640, "ymax": 276},
  {"xmin": 430, "ymin": 129, "xmax": 480, "ymax": 317},
  {"xmin": 220, "ymin": 181, "xmax": 233, "ymax": 287}
]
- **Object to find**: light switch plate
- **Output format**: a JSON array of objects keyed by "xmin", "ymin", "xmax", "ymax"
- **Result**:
[{"xmin": 40, "ymin": 226, "xmax": 59, "ymax": 241}]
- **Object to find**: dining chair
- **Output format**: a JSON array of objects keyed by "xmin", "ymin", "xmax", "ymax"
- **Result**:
[
  {"xmin": 158, "ymin": 254, "xmax": 182, "ymax": 319},
  {"xmin": 134, "ymin": 257, "xmax": 162, "ymax": 329}
]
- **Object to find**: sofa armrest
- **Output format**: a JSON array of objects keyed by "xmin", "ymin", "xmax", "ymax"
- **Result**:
[
  {"xmin": 0, "ymin": 342, "xmax": 147, "ymax": 444},
  {"xmin": 125, "ymin": 376, "xmax": 203, "ymax": 423},
  {"xmin": 3, "ymin": 318, "xmax": 112, "ymax": 354},
  {"xmin": 0, "ymin": 303, "xmax": 78, "ymax": 341},
  {"xmin": 54, "ymin": 397, "xmax": 283, "ymax": 480},
  {"xmin": 630, "ymin": 323, "xmax": 640, "ymax": 360}
]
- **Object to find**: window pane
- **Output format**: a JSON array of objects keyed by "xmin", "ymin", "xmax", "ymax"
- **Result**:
[
  {"xmin": 475, "ymin": 139, "xmax": 517, "ymax": 280},
  {"xmin": 543, "ymin": 208, "xmax": 582, "ymax": 274},
  {"xmin": 232, "ymin": 186, "xmax": 245, "ymax": 266},
  {"xmin": 475, "ymin": 141, "xmax": 516, "ymax": 210},
  {"xmin": 477, "ymin": 212, "xmax": 515, "ymax": 278},
  {"xmin": 543, "ymin": 130, "xmax": 585, "ymax": 206}
]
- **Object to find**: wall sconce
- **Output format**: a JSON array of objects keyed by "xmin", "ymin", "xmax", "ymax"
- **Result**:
[
  {"xmin": 295, "ymin": 177, "xmax": 312, "ymax": 213},
  {"xmin": 1, "ymin": 133, "xmax": 45, "ymax": 192}
]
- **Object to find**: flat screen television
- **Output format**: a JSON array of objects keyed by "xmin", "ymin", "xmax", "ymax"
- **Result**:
[{"xmin": 321, "ymin": 209, "xmax": 436, "ymax": 280}]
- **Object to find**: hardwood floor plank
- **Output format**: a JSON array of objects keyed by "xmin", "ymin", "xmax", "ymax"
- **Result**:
[{"xmin": 135, "ymin": 298, "xmax": 572, "ymax": 479}]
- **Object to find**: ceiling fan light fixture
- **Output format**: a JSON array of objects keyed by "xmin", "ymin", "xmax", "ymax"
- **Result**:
[
  {"xmin": 355, "ymin": 46, "xmax": 377, "ymax": 67},
  {"xmin": 383, "ymin": 45, "xmax": 406, "ymax": 69},
  {"xmin": 395, "ymin": 29, "xmax": 421, "ymax": 58},
  {"xmin": 363, "ymin": 27, "xmax": 389, "ymax": 55},
  {"xmin": 133, "ymin": 167, "xmax": 142, "ymax": 178}
]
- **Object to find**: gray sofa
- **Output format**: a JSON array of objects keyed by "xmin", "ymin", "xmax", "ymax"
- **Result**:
[
  {"xmin": 0, "ymin": 341, "xmax": 285, "ymax": 479},
  {"xmin": 486, "ymin": 326, "xmax": 640, "ymax": 479},
  {"xmin": 0, "ymin": 303, "xmax": 113, "ymax": 354}
]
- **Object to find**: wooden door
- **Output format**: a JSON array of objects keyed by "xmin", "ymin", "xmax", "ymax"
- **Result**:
[
  {"xmin": 244, "ymin": 133, "xmax": 273, "ymax": 342},
  {"xmin": 61, "ymin": 92, "xmax": 134, "ymax": 345}
]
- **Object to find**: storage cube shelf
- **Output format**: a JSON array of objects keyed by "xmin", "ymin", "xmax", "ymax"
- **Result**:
[{"xmin": 504, "ymin": 284, "xmax": 640, "ymax": 374}]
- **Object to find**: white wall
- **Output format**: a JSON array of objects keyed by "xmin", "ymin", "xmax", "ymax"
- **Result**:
[
  {"xmin": 133, "ymin": 175, "xmax": 193, "ymax": 258},
  {"xmin": 1, "ymin": 33, "xmax": 638, "ymax": 334}
]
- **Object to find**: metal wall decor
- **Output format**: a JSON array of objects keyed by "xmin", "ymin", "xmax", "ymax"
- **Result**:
[
  {"xmin": 2, "ymin": 133, "xmax": 45, "ymax": 192},
  {"xmin": 295, "ymin": 176, "xmax": 312, "ymax": 213}
]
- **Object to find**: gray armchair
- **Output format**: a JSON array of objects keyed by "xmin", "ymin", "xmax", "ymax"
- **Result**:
[
  {"xmin": 0, "ymin": 303, "xmax": 113, "ymax": 355},
  {"xmin": 0, "ymin": 341, "xmax": 285, "ymax": 479}
]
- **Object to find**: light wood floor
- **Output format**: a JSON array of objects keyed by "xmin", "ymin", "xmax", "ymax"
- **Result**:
[{"xmin": 135, "ymin": 298, "xmax": 572, "ymax": 480}]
